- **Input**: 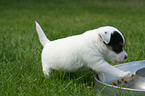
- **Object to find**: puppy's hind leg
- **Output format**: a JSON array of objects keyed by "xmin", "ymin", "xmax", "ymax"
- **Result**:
[
  {"xmin": 43, "ymin": 68, "xmax": 51, "ymax": 77},
  {"xmin": 42, "ymin": 64, "xmax": 51, "ymax": 77}
]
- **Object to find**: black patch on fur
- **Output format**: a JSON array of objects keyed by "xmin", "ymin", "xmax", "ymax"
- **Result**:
[{"xmin": 105, "ymin": 31, "xmax": 124, "ymax": 54}]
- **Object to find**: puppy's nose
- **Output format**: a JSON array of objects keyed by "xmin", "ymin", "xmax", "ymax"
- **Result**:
[{"xmin": 124, "ymin": 55, "xmax": 127, "ymax": 59}]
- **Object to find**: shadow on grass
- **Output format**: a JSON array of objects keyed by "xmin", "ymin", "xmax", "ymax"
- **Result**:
[{"xmin": 40, "ymin": 70, "xmax": 95, "ymax": 88}]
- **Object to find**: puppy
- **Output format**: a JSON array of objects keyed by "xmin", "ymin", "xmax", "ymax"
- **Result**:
[{"xmin": 35, "ymin": 21, "xmax": 130, "ymax": 78}]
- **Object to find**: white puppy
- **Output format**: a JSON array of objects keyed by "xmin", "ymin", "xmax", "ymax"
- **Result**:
[{"xmin": 35, "ymin": 21, "xmax": 130, "ymax": 78}]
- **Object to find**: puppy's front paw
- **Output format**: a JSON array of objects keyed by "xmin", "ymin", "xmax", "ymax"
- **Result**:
[{"xmin": 119, "ymin": 71, "xmax": 131, "ymax": 78}]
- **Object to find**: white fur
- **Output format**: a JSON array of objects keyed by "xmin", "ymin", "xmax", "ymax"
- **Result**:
[
  {"xmin": 35, "ymin": 21, "xmax": 130, "ymax": 78},
  {"xmin": 35, "ymin": 21, "xmax": 50, "ymax": 46}
]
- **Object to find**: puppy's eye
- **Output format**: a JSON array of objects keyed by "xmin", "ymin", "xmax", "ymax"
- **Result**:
[{"xmin": 113, "ymin": 45, "xmax": 122, "ymax": 53}]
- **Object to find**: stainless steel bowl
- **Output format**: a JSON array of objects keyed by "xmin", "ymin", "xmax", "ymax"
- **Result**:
[
  {"xmin": 131, "ymin": 68, "xmax": 145, "ymax": 90},
  {"xmin": 94, "ymin": 60, "xmax": 145, "ymax": 96}
]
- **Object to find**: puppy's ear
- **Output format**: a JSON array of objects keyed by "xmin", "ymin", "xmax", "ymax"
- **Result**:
[{"xmin": 99, "ymin": 32, "xmax": 111, "ymax": 44}]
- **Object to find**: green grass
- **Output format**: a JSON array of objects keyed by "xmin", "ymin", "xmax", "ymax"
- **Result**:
[{"xmin": 0, "ymin": 0, "xmax": 145, "ymax": 95}]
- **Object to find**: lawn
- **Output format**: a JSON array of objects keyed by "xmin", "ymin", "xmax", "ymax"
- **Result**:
[{"xmin": 0, "ymin": 0, "xmax": 145, "ymax": 95}]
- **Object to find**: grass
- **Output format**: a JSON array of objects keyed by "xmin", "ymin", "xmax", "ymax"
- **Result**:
[{"xmin": 0, "ymin": 0, "xmax": 145, "ymax": 95}]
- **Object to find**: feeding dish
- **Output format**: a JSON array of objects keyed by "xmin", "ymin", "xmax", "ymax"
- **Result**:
[{"xmin": 94, "ymin": 60, "xmax": 145, "ymax": 96}]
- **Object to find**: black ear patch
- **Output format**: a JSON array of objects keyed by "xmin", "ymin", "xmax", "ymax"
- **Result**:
[{"xmin": 105, "ymin": 31, "xmax": 124, "ymax": 54}]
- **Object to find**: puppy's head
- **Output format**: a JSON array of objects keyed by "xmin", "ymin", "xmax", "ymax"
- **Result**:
[{"xmin": 98, "ymin": 26, "xmax": 127, "ymax": 63}]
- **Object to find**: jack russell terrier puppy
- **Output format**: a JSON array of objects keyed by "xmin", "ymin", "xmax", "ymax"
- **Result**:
[{"xmin": 35, "ymin": 21, "xmax": 130, "ymax": 79}]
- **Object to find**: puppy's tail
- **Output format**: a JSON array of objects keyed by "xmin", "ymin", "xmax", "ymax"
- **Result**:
[{"xmin": 35, "ymin": 21, "xmax": 50, "ymax": 47}]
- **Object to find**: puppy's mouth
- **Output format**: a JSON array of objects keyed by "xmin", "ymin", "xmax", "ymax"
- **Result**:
[{"xmin": 111, "ymin": 59, "xmax": 125, "ymax": 64}]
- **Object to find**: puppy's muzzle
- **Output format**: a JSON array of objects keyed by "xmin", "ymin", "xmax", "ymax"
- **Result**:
[{"xmin": 124, "ymin": 55, "xmax": 127, "ymax": 60}]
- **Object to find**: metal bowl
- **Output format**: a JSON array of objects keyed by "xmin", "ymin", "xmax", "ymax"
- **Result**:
[
  {"xmin": 94, "ymin": 60, "xmax": 145, "ymax": 96},
  {"xmin": 131, "ymin": 68, "xmax": 145, "ymax": 90}
]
